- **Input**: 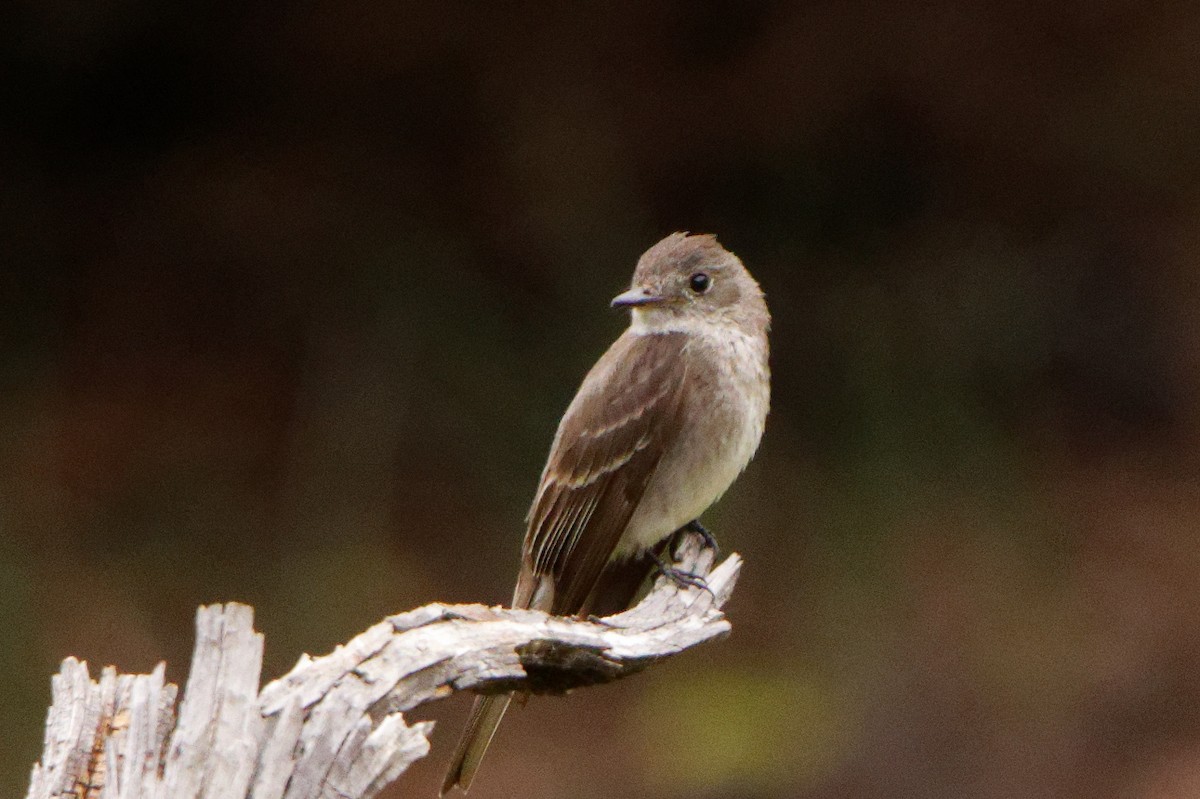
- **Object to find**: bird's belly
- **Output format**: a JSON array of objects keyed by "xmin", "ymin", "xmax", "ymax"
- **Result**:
[{"xmin": 617, "ymin": 358, "xmax": 767, "ymax": 555}]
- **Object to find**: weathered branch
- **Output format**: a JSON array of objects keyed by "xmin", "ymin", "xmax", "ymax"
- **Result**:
[{"xmin": 25, "ymin": 533, "xmax": 741, "ymax": 799}]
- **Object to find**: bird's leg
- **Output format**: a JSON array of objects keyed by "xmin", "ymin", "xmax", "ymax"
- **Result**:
[
  {"xmin": 650, "ymin": 550, "xmax": 716, "ymax": 600},
  {"xmin": 683, "ymin": 519, "xmax": 720, "ymax": 559}
]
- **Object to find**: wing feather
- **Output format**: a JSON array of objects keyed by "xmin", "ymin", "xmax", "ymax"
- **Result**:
[{"xmin": 515, "ymin": 330, "xmax": 689, "ymax": 615}]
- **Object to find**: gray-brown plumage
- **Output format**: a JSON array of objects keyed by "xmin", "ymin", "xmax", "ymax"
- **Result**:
[{"xmin": 441, "ymin": 232, "xmax": 770, "ymax": 795}]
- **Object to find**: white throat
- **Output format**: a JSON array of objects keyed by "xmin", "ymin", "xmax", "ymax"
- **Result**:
[{"xmin": 628, "ymin": 308, "xmax": 745, "ymax": 337}]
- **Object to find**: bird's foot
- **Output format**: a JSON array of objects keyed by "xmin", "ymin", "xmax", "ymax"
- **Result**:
[
  {"xmin": 651, "ymin": 551, "xmax": 716, "ymax": 600},
  {"xmin": 684, "ymin": 519, "xmax": 720, "ymax": 559}
]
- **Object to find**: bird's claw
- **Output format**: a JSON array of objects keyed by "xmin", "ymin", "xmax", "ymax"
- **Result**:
[
  {"xmin": 684, "ymin": 519, "xmax": 720, "ymax": 559},
  {"xmin": 651, "ymin": 552, "xmax": 717, "ymax": 600}
]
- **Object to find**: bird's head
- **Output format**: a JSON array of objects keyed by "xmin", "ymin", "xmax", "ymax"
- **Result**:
[{"xmin": 611, "ymin": 232, "xmax": 768, "ymax": 336}]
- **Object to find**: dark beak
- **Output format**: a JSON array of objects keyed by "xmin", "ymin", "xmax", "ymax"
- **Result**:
[{"xmin": 611, "ymin": 288, "xmax": 663, "ymax": 308}]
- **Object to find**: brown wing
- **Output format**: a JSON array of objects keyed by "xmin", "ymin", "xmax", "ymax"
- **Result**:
[{"xmin": 514, "ymin": 330, "xmax": 689, "ymax": 615}]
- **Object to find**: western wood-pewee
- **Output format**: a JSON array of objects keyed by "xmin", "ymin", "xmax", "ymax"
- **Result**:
[{"xmin": 442, "ymin": 232, "xmax": 771, "ymax": 794}]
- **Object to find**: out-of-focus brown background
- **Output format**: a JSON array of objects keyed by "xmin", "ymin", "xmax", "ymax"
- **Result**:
[{"xmin": 4, "ymin": 2, "xmax": 1200, "ymax": 797}]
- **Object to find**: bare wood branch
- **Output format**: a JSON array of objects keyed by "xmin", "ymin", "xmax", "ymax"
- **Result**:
[{"xmin": 25, "ymin": 532, "xmax": 741, "ymax": 799}]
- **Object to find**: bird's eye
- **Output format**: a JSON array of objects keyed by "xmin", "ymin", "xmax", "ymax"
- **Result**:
[{"xmin": 689, "ymin": 272, "xmax": 711, "ymax": 293}]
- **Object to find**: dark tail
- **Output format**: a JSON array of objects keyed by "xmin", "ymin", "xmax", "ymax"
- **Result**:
[{"xmin": 440, "ymin": 693, "xmax": 513, "ymax": 794}]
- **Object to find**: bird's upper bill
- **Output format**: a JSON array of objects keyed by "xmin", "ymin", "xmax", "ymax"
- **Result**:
[{"xmin": 611, "ymin": 287, "xmax": 665, "ymax": 308}]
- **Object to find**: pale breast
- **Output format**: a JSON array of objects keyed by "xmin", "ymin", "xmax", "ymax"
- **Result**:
[{"xmin": 617, "ymin": 327, "xmax": 770, "ymax": 555}]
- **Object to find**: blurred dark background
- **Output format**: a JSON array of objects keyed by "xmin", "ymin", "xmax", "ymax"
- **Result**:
[{"xmin": 4, "ymin": 2, "xmax": 1200, "ymax": 797}]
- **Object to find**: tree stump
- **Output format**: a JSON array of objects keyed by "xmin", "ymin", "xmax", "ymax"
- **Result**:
[{"xmin": 25, "ymin": 532, "xmax": 741, "ymax": 799}]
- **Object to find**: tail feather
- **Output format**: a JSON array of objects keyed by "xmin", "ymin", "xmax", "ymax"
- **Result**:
[{"xmin": 440, "ymin": 693, "xmax": 513, "ymax": 795}]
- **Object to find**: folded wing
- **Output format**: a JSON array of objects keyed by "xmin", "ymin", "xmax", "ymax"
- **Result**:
[{"xmin": 516, "ymin": 330, "xmax": 690, "ymax": 615}]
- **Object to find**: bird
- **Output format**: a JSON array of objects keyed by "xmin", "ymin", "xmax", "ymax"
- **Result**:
[{"xmin": 441, "ymin": 232, "xmax": 770, "ymax": 794}]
